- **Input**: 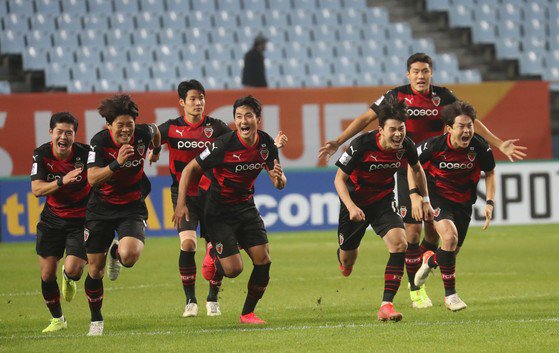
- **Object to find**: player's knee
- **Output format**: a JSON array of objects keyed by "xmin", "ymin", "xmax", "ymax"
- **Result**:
[
  {"xmin": 41, "ymin": 270, "xmax": 57, "ymax": 282},
  {"xmin": 118, "ymin": 251, "xmax": 140, "ymax": 268},
  {"xmin": 223, "ymin": 264, "xmax": 243, "ymax": 278},
  {"xmin": 88, "ymin": 266, "xmax": 104, "ymax": 279},
  {"xmin": 180, "ymin": 238, "xmax": 196, "ymax": 252},
  {"xmin": 394, "ymin": 240, "xmax": 407, "ymax": 252},
  {"xmin": 442, "ymin": 234, "xmax": 458, "ymax": 250},
  {"xmin": 64, "ymin": 264, "xmax": 84, "ymax": 279}
]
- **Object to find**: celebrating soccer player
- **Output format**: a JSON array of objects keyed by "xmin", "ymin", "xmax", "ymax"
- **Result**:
[
  {"xmin": 31, "ymin": 112, "xmax": 90, "ymax": 333},
  {"xmin": 83, "ymin": 94, "xmax": 161, "ymax": 336},
  {"xmin": 173, "ymin": 95, "xmax": 286, "ymax": 324},
  {"xmin": 334, "ymin": 99, "xmax": 433, "ymax": 322},
  {"xmin": 412, "ymin": 101, "xmax": 495, "ymax": 311},
  {"xmin": 319, "ymin": 53, "xmax": 525, "ymax": 308}
]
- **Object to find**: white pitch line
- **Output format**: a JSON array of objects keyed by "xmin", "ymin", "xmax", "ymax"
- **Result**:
[
  {"xmin": 0, "ymin": 284, "xmax": 166, "ymax": 297},
  {"xmin": 3, "ymin": 317, "xmax": 558, "ymax": 340}
]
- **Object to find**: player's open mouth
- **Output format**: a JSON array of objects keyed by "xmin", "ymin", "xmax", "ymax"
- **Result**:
[
  {"xmin": 240, "ymin": 126, "xmax": 250, "ymax": 133},
  {"xmin": 58, "ymin": 141, "xmax": 68, "ymax": 150},
  {"xmin": 461, "ymin": 135, "xmax": 470, "ymax": 142}
]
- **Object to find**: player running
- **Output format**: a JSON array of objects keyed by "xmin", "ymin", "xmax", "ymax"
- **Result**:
[
  {"xmin": 334, "ymin": 99, "xmax": 433, "ymax": 322},
  {"xmin": 31, "ymin": 112, "xmax": 90, "ymax": 333},
  {"xmin": 173, "ymin": 95, "xmax": 286, "ymax": 324},
  {"xmin": 412, "ymin": 101, "xmax": 495, "ymax": 311}
]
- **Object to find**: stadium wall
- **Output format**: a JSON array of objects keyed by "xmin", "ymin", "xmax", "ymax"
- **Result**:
[
  {"xmin": 0, "ymin": 81, "xmax": 551, "ymax": 177},
  {"xmin": 2, "ymin": 161, "xmax": 559, "ymax": 242}
]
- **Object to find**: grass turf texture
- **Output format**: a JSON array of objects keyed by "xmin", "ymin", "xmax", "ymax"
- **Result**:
[{"xmin": 1, "ymin": 224, "xmax": 558, "ymax": 352}]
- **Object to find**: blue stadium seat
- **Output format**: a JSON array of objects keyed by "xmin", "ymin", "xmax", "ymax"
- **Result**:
[
  {"xmin": 523, "ymin": 2, "xmax": 548, "ymax": 22},
  {"xmin": 315, "ymin": 9, "xmax": 339, "ymax": 26},
  {"xmin": 437, "ymin": 53, "xmax": 459, "ymax": 72},
  {"xmin": 216, "ymin": 0, "xmax": 242, "ymax": 12},
  {"xmin": 284, "ymin": 42, "xmax": 309, "ymax": 61},
  {"xmin": 260, "ymin": 26, "xmax": 287, "ymax": 44},
  {"xmin": 306, "ymin": 74, "xmax": 330, "ymax": 88},
  {"xmin": 385, "ymin": 38, "xmax": 411, "ymax": 57},
  {"xmin": 45, "ymin": 63, "xmax": 72, "ymax": 86},
  {"xmin": 523, "ymin": 19, "xmax": 547, "ymax": 38},
  {"xmin": 498, "ymin": 3, "xmax": 521, "ymax": 23},
  {"xmin": 132, "ymin": 29, "xmax": 158, "ymax": 47},
  {"xmin": 181, "ymin": 43, "xmax": 206, "ymax": 62},
  {"xmin": 8, "ymin": 0, "xmax": 34, "ymax": 15},
  {"xmin": 243, "ymin": 0, "xmax": 267, "ymax": 12},
  {"xmin": 307, "ymin": 57, "xmax": 332, "ymax": 76},
  {"xmin": 129, "ymin": 46, "xmax": 155, "ymax": 65},
  {"xmin": 72, "ymin": 62, "xmax": 98, "ymax": 84},
  {"xmin": 355, "ymin": 72, "xmax": 382, "ymax": 86},
  {"xmin": 411, "ymin": 38, "xmax": 436, "ymax": 54},
  {"xmin": 360, "ymin": 40, "xmax": 385, "ymax": 57},
  {"xmin": 290, "ymin": 9, "xmax": 314, "ymax": 27},
  {"xmin": 161, "ymin": 12, "xmax": 187, "ymax": 30},
  {"xmin": 495, "ymin": 37, "xmax": 521, "ymax": 59},
  {"xmin": 337, "ymin": 25, "xmax": 362, "ymax": 41},
  {"xmin": 125, "ymin": 61, "xmax": 152, "ymax": 81},
  {"xmin": 237, "ymin": 10, "xmax": 264, "ymax": 27},
  {"xmin": 318, "ymin": 0, "xmax": 343, "ymax": 10},
  {"xmin": 268, "ymin": 0, "xmax": 292, "ymax": 11},
  {"xmin": 522, "ymin": 36, "xmax": 547, "ymax": 53},
  {"xmin": 26, "ymin": 30, "xmax": 53, "ymax": 51},
  {"xmin": 192, "ymin": 0, "xmax": 217, "ymax": 12},
  {"xmin": 519, "ymin": 51, "xmax": 546, "ymax": 75},
  {"xmin": 278, "ymin": 75, "xmax": 304, "ymax": 88},
  {"xmin": 313, "ymin": 25, "xmax": 337, "ymax": 42},
  {"xmin": 119, "ymin": 78, "xmax": 148, "ymax": 92},
  {"xmin": 309, "ymin": 41, "xmax": 335, "ymax": 58},
  {"xmin": 361, "ymin": 24, "xmax": 388, "ymax": 42},
  {"xmin": 101, "ymin": 45, "xmax": 128, "ymax": 63},
  {"xmin": 110, "ymin": 13, "xmax": 136, "ymax": 30},
  {"xmin": 286, "ymin": 25, "xmax": 312, "ymax": 43},
  {"xmin": 151, "ymin": 61, "xmax": 178, "ymax": 81},
  {"xmin": 188, "ymin": 10, "xmax": 212, "ymax": 28},
  {"xmin": 158, "ymin": 28, "xmax": 185, "ymax": 47},
  {"xmin": 263, "ymin": 10, "xmax": 289, "ymax": 27},
  {"xmin": 434, "ymin": 69, "xmax": 456, "ymax": 84},
  {"xmin": 68, "ymin": 80, "xmax": 95, "ymax": 92},
  {"xmin": 61, "ymin": 0, "xmax": 87, "ymax": 15},
  {"xmin": 265, "ymin": 58, "xmax": 283, "ymax": 79},
  {"xmin": 459, "ymin": 69, "xmax": 482, "ymax": 84},
  {"xmin": 29, "ymin": 14, "xmax": 56, "ymax": 32},
  {"xmin": 386, "ymin": 22, "xmax": 412, "ymax": 40},
  {"xmin": 0, "ymin": 30, "xmax": 26, "ymax": 53},
  {"xmin": 114, "ymin": 0, "xmax": 140, "ymax": 13},
  {"xmin": 22, "ymin": 47, "xmax": 49, "ymax": 70},
  {"xmin": 214, "ymin": 10, "xmax": 239, "ymax": 28},
  {"xmin": 52, "ymin": 30, "xmax": 79, "ymax": 49},
  {"xmin": 282, "ymin": 58, "xmax": 307, "ymax": 77},
  {"xmin": 335, "ymin": 40, "xmax": 360, "ymax": 58},
  {"xmin": 363, "ymin": 7, "xmax": 390, "ymax": 26},
  {"xmin": 471, "ymin": 21, "xmax": 497, "ymax": 44},
  {"xmin": 293, "ymin": 0, "xmax": 317, "ymax": 11},
  {"xmin": 263, "ymin": 42, "xmax": 284, "ymax": 60},
  {"xmin": 82, "ymin": 15, "xmax": 109, "ymax": 31},
  {"xmin": 425, "ymin": 0, "xmax": 450, "ymax": 12},
  {"xmin": 153, "ymin": 45, "xmax": 181, "ymax": 62},
  {"xmin": 148, "ymin": 78, "xmax": 176, "ymax": 91},
  {"xmin": 165, "ymin": 0, "xmax": 189, "ymax": 12},
  {"xmin": 474, "ymin": 4, "xmax": 497, "ymax": 23},
  {"xmin": 135, "ymin": 12, "xmax": 161, "ymax": 30},
  {"xmin": 94, "ymin": 79, "xmax": 120, "ymax": 92},
  {"xmin": 177, "ymin": 60, "xmax": 203, "ymax": 80},
  {"xmin": 333, "ymin": 56, "xmax": 359, "ymax": 76},
  {"xmin": 211, "ymin": 26, "xmax": 236, "ymax": 44},
  {"xmin": 204, "ymin": 59, "xmax": 230, "ymax": 79},
  {"xmin": 498, "ymin": 20, "xmax": 521, "ymax": 40},
  {"xmin": 49, "ymin": 46, "xmax": 75, "ymax": 66},
  {"xmin": 87, "ymin": 0, "xmax": 113, "ymax": 14},
  {"xmin": 448, "ymin": 5, "xmax": 475, "ymax": 27},
  {"xmin": 56, "ymin": 14, "xmax": 82, "ymax": 32},
  {"xmin": 359, "ymin": 55, "xmax": 385, "ymax": 75},
  {"xmin": 106, "ymin": 29, "xmax": 132, "ymax": 47},
  {"xmin": 339, "ymin": 8, "xmax": 364, "ymax": 26},
  {"xmin": 0, "ymin": 81, "xmax": 11, "ymax": 94},
  {"xmin": 3, "ymin": 14, "xmax": 29, "ymax": 33},
  {"xmin": 97, "ymin": 62, "xmax": 125, "ymax": 80},
  {"xmin": 75, "ymin": 46, "xmax": 102, "ymax": 65},
  {"xmin": 206, "ymin": 42, "xmax": 233, "ymax": 60},
  {"xmin": 139, "ymin": 0, "xmax": 165, "ymax": 13}
]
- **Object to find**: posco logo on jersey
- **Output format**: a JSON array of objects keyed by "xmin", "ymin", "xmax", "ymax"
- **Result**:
[
  {"xmin": 235, "ymin": 162, "xmax": 266, "ymax": 173},
  {"xmin": 439, "ymin": 161, "xmax": 474, "ymax": 170},
  {"xmin": 407, "ymin": 108, "xmax": 439, "ymax": 117},
  {"xmin": 177, "ymin": 140, "xmax": 211, "ymax": 150},
  {"xmin": 122, "ymin": 159, "xmax": 144, "ymax": 168},
  {"xmin": 369, "ymin": 162, "xmax": 401, "ymax": 171}
]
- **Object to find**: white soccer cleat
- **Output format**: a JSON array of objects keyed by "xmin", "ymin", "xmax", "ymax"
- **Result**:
[
  {"xmin": 107, "ymin": 239, "xmax": 121, "ymax": 281},
  {"xmin": 206, "ymin": 301, "xmax": 221, "ymax": 316},
  {"xmin": 444, "ymin": 293, "xmax": 467, "ymax": 312},
  {"xmin": 414, "ymin": 251, "xmax": 435, "ymax": 287},
  {"xmin": 87, "ymin": 321, "xmax": 104, "ymax": 336},
  {"xmin": 182, "ymin": 301, "xmax": 198, "ymax": 317}
]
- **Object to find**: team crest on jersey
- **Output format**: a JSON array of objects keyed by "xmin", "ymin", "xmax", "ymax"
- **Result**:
[
  {"xmin": 215, "ymin": 242, "xmax": 223, "ymax": 255},
  {"xmin": 396, "ymin": 150, "xmax": 405, "ymax": 160},
  {"xmin": 431, "ymin": 95, "xmax": 441, "ymax": 107},
  {"xmin": 137, "ymin": 144, "xmax": 146, "ymax": 156},
  {"xmin": 84, "ymin": 228, "xmax": 90, "ymax": 242},
  {"xmin": 433, "ymin": 208, "xmax": 441, "ymax": 217},
  {"xmin": 467, "ymin": 151, "xmax": 477, "ymax": 161},
  {"xmin": 338, "ymin": 233, "xmax": 344, "ymax": 245},
  {"xmin": 260, "ymin": 144, "xmax": 269, "ymax": 160},
  {"xmin": 204, "ymin": 126, "xmax": 213, "ymax": 138},
  {"xmin": 400, "ymin": 206, "xmax": 407, "ymax": 218}
]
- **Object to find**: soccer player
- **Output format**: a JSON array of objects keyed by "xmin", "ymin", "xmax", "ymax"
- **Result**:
[
  {"xmin": 412, "ymin": 101, "xmax": 495, "ymax": 311},
  {"xmin": 31, "ymin": 112, "xmax": 90, "ymax": 333},
  {"xmin": 334, "ymin": 99, "xmax": 433, "ymax": 322},
  {"xmin": 319, "ymin": 53, "xmax": 525, "ymax": 308},
  {"xmin": 150, "ymin": 80, "xmax": 288, "ymax": 318},
  {"xmin": 84, "ymin": 94, "xmax": 161, "ymax": 336},
  {"xmin": 173, "ymin": 95, "xmax": 286, "ymax": 324}
]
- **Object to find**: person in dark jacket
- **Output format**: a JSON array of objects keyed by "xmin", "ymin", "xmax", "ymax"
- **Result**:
[{"xmin": 242, "ymin": 35, "xmax": 268, "ymax": 88}]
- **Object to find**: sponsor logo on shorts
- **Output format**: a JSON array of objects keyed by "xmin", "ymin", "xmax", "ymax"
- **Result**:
[
  {"xmin": 215, "ymin": 242, "xmax": 223, "ymax": 255},
  {"xmin": 84, "ymin": 228, "xmax": 90, "ymax": 242},
  {"xmin": 338, "ymin": 233, "xmax": 344, "ymax": 245},
  {"xmin": 400, "ymin": 206, "xmax": 407, "ymax": 218}
]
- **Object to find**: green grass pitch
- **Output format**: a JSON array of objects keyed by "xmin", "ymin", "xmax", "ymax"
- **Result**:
[{"xmin": 1, "ymin": 224, "xmax": 558, "ymax": 352}]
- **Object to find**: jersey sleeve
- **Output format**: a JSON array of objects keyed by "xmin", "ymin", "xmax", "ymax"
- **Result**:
[
  {"xmin": 215, "ymin": 119, "xmax": 232, "ymax": 136},
  {"xmin": 404, "ymin": 137, "xmax": 419, "ymax": 165},
  {"xmin": 137, "ymin": 123, "xmax": 156, "ymax": 141},
  {"xmin": 30, "ymin": 148, "xmax": 46, "ymax": 181},
  {"xmin": 476, "ymin": 137, "xmax": 496, "ymax": 172},
  {"xmin": 417, "ymin": 138, "xmax": 434, "ymax": 165},
  {"xmin": 335, "ymin": 136, "xmax": 364, "ymax": 175},
  {"xmin": 158, "ymin": 120, "xmax": 171, "ymax": 145},
  {"xmin": 370, "ymin": 89, "xmax": 397, "ymax": 115},
  {"xmin": 265, "ymin": 134, "xmax": 279, "ymax": 171},
  {"xmin": 196, "ymin": 134, "xmax": 229, "ymax": 170},
  {"xmin": 87, "ymin": 134, "xmax": 107, "ymax": 168}
]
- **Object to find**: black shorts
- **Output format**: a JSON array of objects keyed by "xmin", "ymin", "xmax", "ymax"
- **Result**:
[
  {"xmin": 36, "ymin": 219, "xmax": 87, "ymax": 260},
  {"xmin": 338, "ymin": 195, "xmax": 404, "ymax": 251},
  {"xmin": 171, "ymin": 187, "xmax": 206, "ymax": 238},
  {"xmin": 396, "ymin": 169, "xmax": 421, "ymax": 225},
  {"xmin": 204, "ymin": 200, "xmax": 267, "ymax": 258},
  {"xmin": 431, "ymin": 196, "xmax": 472, "ymax": 247},
  {"xmin": 85, "ymin": 215, "xmax": 146, "ymax": 254}
]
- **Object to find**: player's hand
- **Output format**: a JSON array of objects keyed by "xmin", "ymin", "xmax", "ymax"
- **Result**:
[
  {"xmin": 499, "ymin": 139, "xmax": 527, "ymax": 162},
  {"xmin": 482, "ymin": 204, "xmax": 493, "ymax": 230},
  {"xmin": 272, "ymin": 159, "xmax": 285, "ymax": 189},
  {"xmin": 422, "ymin": 201, "xmax": 435, "ymax": 222},
  {"xmin": 410, "ymin": 193, "xmax": 423, "ymax": 221},
  {"xmin": 274, "ymin": 131, "xmax": 288, "ymax": 149},
  {"xmin": 117, "ymin": 144, "xmax": 135, "ymax": 164},
  {"xmin": 172, "ymin": 203, "xmax": 189, "ymax": 229},
  {"xmin": 318, "ymin": 140, "xmax": 340, "ymax": 162},
  {"xmin": 348, "ymin": 205, "xmax": 366, "ymax": 222},
  {"xmin": 62, "ymin": 168, "xmax": 83, "ymax": 185},
  {"xmin": 148, "ymin": 149, "xmax": 160, "ymax": 165}
]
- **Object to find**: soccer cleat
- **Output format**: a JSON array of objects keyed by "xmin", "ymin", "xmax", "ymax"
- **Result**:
[
  {"xmin": 408, "ymin": 283, "xmax": 433, "ymax": 309},
  {"xmin": 182, "ymin": 301, "xmax": 198, "ymax": 317},
  {"xmin": 206, "ymin": 301, "xmax": 221, "ymax": 316},
  {"xmin": 239, "ymin": 312, "xmax": 266, "ymax": 324},
  {"xmin": 377, "ymin": 303, "xmax": 403, "ymax": 322},
  {"xmin": 444, "ymin": 293, "xmax": 467, "ymax": 312},
  {"xmin": 42, "ymin": 317, "xmax": 67, "ymax": 333},
  {"xmin": 87, "ymin": 321, "xmax": 104, "ymax": 336},
  {"xmin": 337, "ymin": 248, "xmax": 352, "ymax": 277},
  {"xmin": 61, "ymin": 266, "xmax": 77, "ymax": 302},
  {"xmin": 202, "ymin": 242, "xmax": 216, "ymax": 281},
  {"xmin": 417, "ymin": 285, "xmax": 433, "ymax": 307},
  {"xmin": 414, "ymin": 250, "xmax": 435, "ymax": 287},
  {"xmin": 107, "ymin": 239, "xmax": 121, "ymax": 281}
]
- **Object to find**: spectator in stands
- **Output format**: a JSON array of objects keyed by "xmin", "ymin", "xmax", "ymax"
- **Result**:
[{"xmin": 242, "ymin": 34, "xmax": 268, "ymax": 88}]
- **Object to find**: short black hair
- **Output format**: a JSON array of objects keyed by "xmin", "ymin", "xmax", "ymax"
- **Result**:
[
  {"xmin": 178, "ymin": 79, "xmax": 205, "ymax": 100},
  {"xmin": 442, "ymin": 100, "xmax": 477, "ymax": 126},
  {"xmin": 98, "ymin": 94, "xmax": 139, "ymax": 124},
  {"xmin": 233, "ymin": 95, "xmax": 262, "ymax": 118},
  {"xmin": 378, "ymin": 98, "xmax": 408, "ymax": 127},
  {"xmin": 407, "ymin": 53, "xmax": 433, "ymax": 71},
  {"xmin": 50, "ymin": 112, "xmax": 79, "ymax": 132}
]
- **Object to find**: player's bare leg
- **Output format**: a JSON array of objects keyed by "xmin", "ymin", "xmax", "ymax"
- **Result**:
[
  {"xmin": 179, "ymin": 231, "xmax": 199, "ymax": 317},
  {"xmin": 377, "ymin": 229, "xmax": 406, "ymax": 322},
  {"xmin": 85, "ymin": 253, "xmax": 106, "ymax": 336}
]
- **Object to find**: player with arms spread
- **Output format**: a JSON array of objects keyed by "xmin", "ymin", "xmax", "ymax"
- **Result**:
[
  {"xmin": 173, "ymin": 95, "xmax": 286, "ymax": 325},
  {"xmin": 31, "ymin": 112, "xmax": 90, "ymax": 333}
]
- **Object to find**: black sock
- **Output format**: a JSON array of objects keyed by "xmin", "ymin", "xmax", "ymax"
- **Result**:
[
  {"xmin": 437, "ymin": 248, "xmax": 456, "ymax": 296},
  {"xmin": 179, "ymin": 250, "xmax": 197, "ymax": 304},
  {"xmin": 41, "ymin": 280, "xmax": 62, "ymax": 318},
  {"xmin": 419, "ymin": 239, "xmax": 438, "ymax": 255},
  {"xmin": 405, "ymin": 242, "xmax": 421, "ymax": 290},
  {"xmin": 382, "ymin": 252, "xmax": 405, "ymax": 302},
  {"xmin": 242, "ymin": 263, "xmax": 271, "ymax": 315},
  {"xmin": 85, "ymin": 274, "xmax": 104, "ymax": 322}
]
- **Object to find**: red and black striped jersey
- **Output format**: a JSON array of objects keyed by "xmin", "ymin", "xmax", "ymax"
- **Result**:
[
  {"xmin": 30, "ymin": 142, "xmax": 91, "ymax": 219},
  {"xmin": 370, "ymin": 84, "xmax": 457, "ymax": 144},
  {"xmin": 336, "ymin": 130, "xmax": 418, "ymax": 207},
  {"xmin": 418, "ymin": 134, "xmax": 495, "ymax": 205},
  {"xmin": 159, "ymin": 115, "xmax": 230, "ymax": 196},
  {"xmin": 87, "ymin": 124, "xmax": 155, "ymax": 205},
  {"xmin": 196, "ymin": 130, "xmax": 278, "ymax": 204}
]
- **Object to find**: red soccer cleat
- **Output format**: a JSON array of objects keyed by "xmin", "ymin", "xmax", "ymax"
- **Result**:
[
  {"xmin": 377, "ymin": 303, "xmax": 403, "ymax": 322},
  {"xmin": 202, "ymin": 242, "xmax": 216, "ymax": 281},
  {"xmin": 240, "ymin": 312, "xmax": 266, "ymax": 324}
]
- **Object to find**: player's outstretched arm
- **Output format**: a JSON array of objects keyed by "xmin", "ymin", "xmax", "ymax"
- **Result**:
[
  {"xmin": 267, "ymin": 159, "xmax": 286, "ymax": 190},
  {"xmin": 31, "ymin": 168, "xmax": 83, "ymax": 197},
  {"xmin": 334, "ymin": 168, "xmax": 365, "ymax": 222},
  {"xmin": 318, "ymin": 109, "xmax": 378, "ymax": 162},
  {"xmin": 483, "ymin": 170, "xmax": 496, "ymax": 230},
  {"xmin": 474, "ymin": 120, "xmax": 527, "ymax": 162},
  {"xmin": 173, "ymin": 159, "xmax": 203, "ymax": 229},
  {"xmin": 274, "ymin": 131, "xmax": 288, "ymax": 149}
]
